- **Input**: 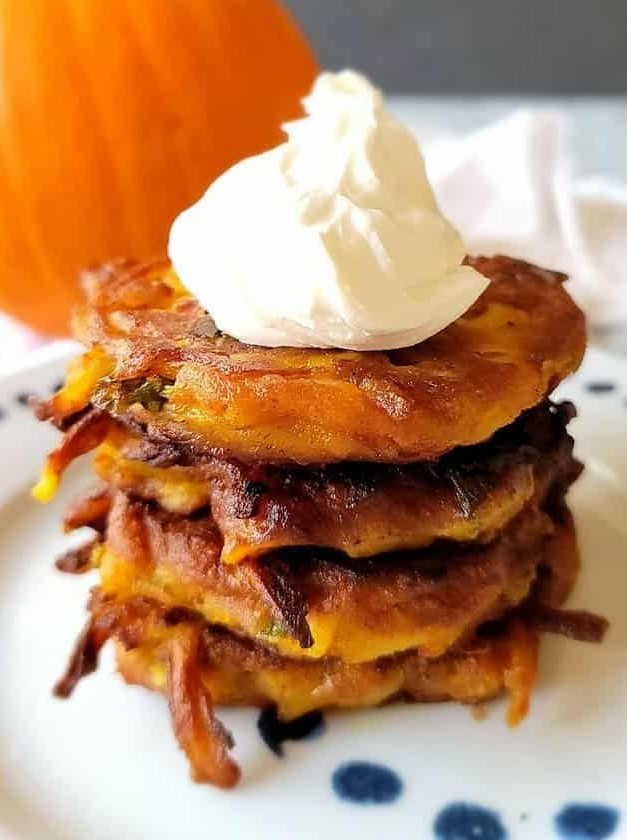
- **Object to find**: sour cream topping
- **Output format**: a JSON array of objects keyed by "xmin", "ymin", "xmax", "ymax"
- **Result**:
[{"xmin": 169, "ymin": 70, "xmax": 488, "ymax": 350}]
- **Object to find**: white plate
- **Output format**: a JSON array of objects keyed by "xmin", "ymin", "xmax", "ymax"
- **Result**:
[{"xmin": 0, "ymin": 346, "xmax": 626, "ymax": 840}]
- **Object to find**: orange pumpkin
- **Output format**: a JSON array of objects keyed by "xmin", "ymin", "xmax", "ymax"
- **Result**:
[{"xmin": 0, "ymin": 0, "xmax": 318, "ymax": 335}]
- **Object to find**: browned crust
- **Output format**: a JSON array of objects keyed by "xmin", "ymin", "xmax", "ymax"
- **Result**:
[
  {"xmin": 94, "ymin": 400, "xmax": 578, "ymax": 564},
  {"xmin": 39, "ymin": 255, "xmax": 585, "ymax": 465},
  {"xmin": 59, "ymin": 590, "xmax": 541, "ymax": 786},
  {"xmin": 52, "ymin": 592, "xmax": 239, "ymax": 788},
  {"xmin": 123, "ymin": 608, "xmax": 540, "ymax": 721},
  {"xmin": 98, "ymin": 480, "xmax": 566, "ymax": 661},
  {"xmin": 166, "ymin": 623, "xmax": 240, "ymax": 788},
  {"xmin": 55, "ymin": 538, "xmax": 100, "ymax": 575},
  {"xmin": 253, "ymin": 556, "xmax": 314, "ymax": 648},
  {"xmin": 54, "ymin": 505, "xmax": 605, "ymax": 790},
  {"xmin": 34, "ymin": 408, "xmax": 112, "ymax": 498},
  {"xmin": 62, "ymin": 485, "xmax": 112, "ymax": 534}
]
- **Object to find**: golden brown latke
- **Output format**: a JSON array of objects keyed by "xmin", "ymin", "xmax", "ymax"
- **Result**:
[
  {"xmin": 92, "ymin": 401, "xmax": 577, "ymax": 564},
  {"xmin": 37, "ymin": 255, "xmax": 585, "ymax": 466},
  {"xmin": 57, "ymin": 591, "xmax": 539, "ymax": 788},
  {"xmin": 56, "ymin": 508, "xmax": 606, "ymax": 789},
  {"xmin": 34, "ymin": 391, "xmax": 577, "ymax": 565},
  {"xmin": 116, "ymin": 616, "xmax": 539, "ymax": 728},
  {"xmin": 85, "ymin": 474, "xmax": 571, "ymax": 662}
]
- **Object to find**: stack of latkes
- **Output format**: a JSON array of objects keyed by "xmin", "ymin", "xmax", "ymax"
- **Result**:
[{"xmin": 34, "ymin": 254, "xmax": 607, "ymax": 788}]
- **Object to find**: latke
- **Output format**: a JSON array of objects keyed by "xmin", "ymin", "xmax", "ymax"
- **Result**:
[
  {"xmin": 38, "ymin": 255, "xmax": 585, "ymax": 465},
  {"xmin": 91, "ymin": 481, "xmax": 568, "ymax": 662},
  {"xmin": 91, "ymin": 401, "xmax": 577, "ymax": 563}
]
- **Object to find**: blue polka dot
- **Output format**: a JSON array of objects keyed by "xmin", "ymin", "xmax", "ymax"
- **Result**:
[
  {"xmin": 0, "ymin": 405, "xmax": 6, "ymax": 421},
  {"xmin": 434, "ymin": 802, "xmax": 506, "ymax": 840},
  {"xmin": 585, "ymin": 381, "xmax": 616, "ymax": 394},
  {"xmin": 331, "ymin": 761, "xmax": 403, "ymax": 805},
  {"xmin": 555, "ymin": 803, "xmax": 620, "ymax": 839},
  {"xmin": 15, "ymin": 391, "xmax": 35, "ymax": 406}
]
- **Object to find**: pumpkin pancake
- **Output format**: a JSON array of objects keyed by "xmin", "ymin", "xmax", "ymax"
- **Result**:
[
  {"xmin": 91, "ymin": 400, "xmax": 576, "ymax": 564},
  {"xmin": 85, "ymin": 461, "xmax": 573, "ymax": 663},
  {"xmin": 115, "ymin": 613, "xmax": 540, "ymax": 728},
  {"xmin": 38, "ymin": 254, "xmax": 585, "ymax": 465},
  {"xmin": 57, "ymin": 506, "xmax": 605, "ymax": 789},
  {"xmin": 60, "ymin": 591, "xmax": 541, "ymax": 788}
]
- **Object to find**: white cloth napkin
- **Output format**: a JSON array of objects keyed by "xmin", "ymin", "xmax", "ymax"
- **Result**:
[
  {"xmin": 425, "ymin": 109, "xmax": 627, "ymax": 327},
  {"xmin": 1, "ymin": 108, "xmax": 626, "ymax": 374}
]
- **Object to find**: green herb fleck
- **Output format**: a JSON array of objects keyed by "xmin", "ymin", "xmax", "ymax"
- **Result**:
[
  {"xmin": 93, "ymin": 376, "xmax": 172, "ymax": 414},
  {"xmin": 264, "ymin": 622, "xmax": 288, "ymax": 639}
]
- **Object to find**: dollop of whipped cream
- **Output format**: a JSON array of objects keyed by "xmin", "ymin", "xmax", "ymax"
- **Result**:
[{"xmin": 169, "ymin": 70, "xmax": 488, "ymax": 350}]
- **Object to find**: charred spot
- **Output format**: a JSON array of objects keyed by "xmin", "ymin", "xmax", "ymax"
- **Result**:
[
  {"xmin": 57, "ymin": 405, "xmax": 100, "ymax": 432},
  {"xmin": 475, "ymin": 618, "xmax": 509, "ymax": 641},
  {"xmin": 384, "ymin": 348, "xmax": 421, "ymax": 367},
  {"xmin": 162, "ymin": 606, "xmax": 203, "ymax": 627},
  {"xmin": 183, "ymin": 504, "xmax": 212, "ymax": 522},
  {"xmin": 254, "ymin": 557, "xmax": 313, "ymax": 649},
  {"xmin": 229, "ymin": 480, "xmax": 268, "ymax": 519}
]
